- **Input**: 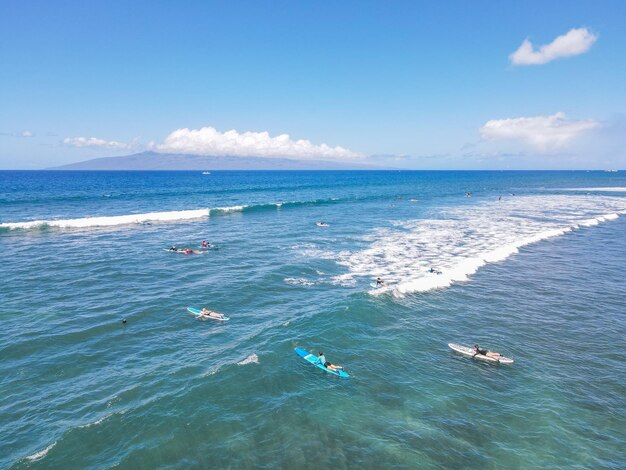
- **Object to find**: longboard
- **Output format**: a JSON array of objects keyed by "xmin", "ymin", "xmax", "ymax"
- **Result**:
[{"xmin": 448, "ymin": 343, "xmax": 513, "ymax": 364}]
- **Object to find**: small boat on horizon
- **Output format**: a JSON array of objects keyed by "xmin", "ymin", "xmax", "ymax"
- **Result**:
[{"xmin": 202, "ymin": 171, "xmax": 211, "ymax": 175}]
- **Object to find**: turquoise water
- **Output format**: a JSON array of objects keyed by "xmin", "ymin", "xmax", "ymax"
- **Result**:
[{"xmin": 1, "ymin": 171, "xmax": 625, "ymax": 468}]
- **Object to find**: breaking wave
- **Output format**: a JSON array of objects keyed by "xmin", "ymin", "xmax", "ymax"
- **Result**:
[
  {"xmin": 559, "ymin": 187, "xmax": 626, "ymax": 192},
  {"xmin": 331, "ymin": 195, "xmax": 626, "ymax": 296},
  {"xmin": 0, "ymin": 208, "xmax": 211, "ymax": 230},
  {"xmin": 0, "ymin": 197, "xmax": 342, "ymax": 231}
]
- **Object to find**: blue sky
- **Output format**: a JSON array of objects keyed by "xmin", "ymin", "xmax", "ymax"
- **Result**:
[{"xmin": 1, "ymin": 0, "xmax": 625, "ymax": 169}]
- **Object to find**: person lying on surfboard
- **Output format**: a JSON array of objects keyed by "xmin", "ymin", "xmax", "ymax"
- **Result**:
[
  {"xmin": 473, "ymin": 344, "xmax": 501, "ymax": 359},
  {"xmin": 317, "ymin": 352, "xmax": 344, "ymax": 372},
  {"xmin": 201, "ymin": 308, "xmax": 225, "ymax": 319}
]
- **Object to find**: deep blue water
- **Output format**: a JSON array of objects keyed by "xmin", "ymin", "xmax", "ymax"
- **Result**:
[{"xmin": 1, "ymin": 171, "xmax": 625, "ymax": 469}]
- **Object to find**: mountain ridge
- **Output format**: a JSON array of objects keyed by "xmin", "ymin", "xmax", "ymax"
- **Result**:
[{"xmin": 48, "ymin": 151, "xmax": 388, "ymax": 170}]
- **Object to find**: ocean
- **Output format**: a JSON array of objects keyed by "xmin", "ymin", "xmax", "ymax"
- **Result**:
[{"xmin": 1, "ymin": 170, "xmax": 625, "ymax": 469}]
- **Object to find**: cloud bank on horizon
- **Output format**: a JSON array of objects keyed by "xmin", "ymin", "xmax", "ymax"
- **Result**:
[
  {"xmin": 64, "ymin": 127, "xmax": 363, "ymax": 161},
  {"xmin": 153, "ymin": 127, "xmax": 363, "ymax": 160},
  {"xmin": 510, "ymin": 27, "xmax": 597, "ymax": 66},
  {"xmin": 480, "ymin": 113, "xmax": 599, "ymax": 151}
]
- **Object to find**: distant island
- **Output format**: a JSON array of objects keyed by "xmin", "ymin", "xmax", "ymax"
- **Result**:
[{"xmin": 49, "ymin": 151, "xmax": 387, "ymax": 170}]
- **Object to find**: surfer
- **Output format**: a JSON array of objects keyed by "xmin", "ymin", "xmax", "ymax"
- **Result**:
[
  {"xmin": 473, "ymin": 344, "xmax": 502, "ymax": 359},
  {"xmin": 169, "ymin": 246, "xmax": 178, "ymax": 251},
  {"xmin": 201, "ymin": 308, "xmax": 225, "ymax": 319},
  {"xmin": 376, "ymin": 277, "xmax": 385, "ymax": 286},
  {"xmin": 428, "ymin": 268, "xmax": 442, "ymax": 275},
  {"xmin": 201, "ymin": 240, "xmax": 213, "ymax": 249},
  {"xmin": 317, "ymin": 352, "xmax": 344, "ymax": 372}
]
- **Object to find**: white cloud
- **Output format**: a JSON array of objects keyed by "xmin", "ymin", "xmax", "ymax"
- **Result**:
[
  {"xmin": 20, "ymin": 131, "xmax": 33, "ymax": 137},
  {"xmin": 480, "ymin": 112, "xmax": 599, "ymax": 151},
  {"xmin": 154, "ymin": 126, "xmax": 362, "ymax": 160},
  {"xmin": 63, "ymin": 136, "xmax": 130, "ymax": 149},
  {"xmin": 510, "ymin": 27, "xmax": 597, "ymax": 66}
]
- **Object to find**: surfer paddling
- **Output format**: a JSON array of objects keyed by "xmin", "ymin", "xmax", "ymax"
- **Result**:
[
  {"xmin": 201, "ymin": 308, "xmax": 225, "ymax": 319},
  {"xmin": 317, "ymin": 352, "xmax": 344, "ymax": 372},
  {"xmin": 473, "ymin": 344, "xmax": 502, "ymax": 360}
]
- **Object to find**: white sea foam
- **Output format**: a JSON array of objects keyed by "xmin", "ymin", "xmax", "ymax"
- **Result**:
[
  {"xmin": 560, "ymin": 187, "xmax": 626, "ymax": 192},
  {"xmin": 291, "ymin": 243, "xmax": 338, "ymax": 260},
  {"xmin": 330, "ymin": 273, "xmax": 358, "ymax": 287},
  {"xmin": 25, "ymin": 441, "xmax": 56, "ymax": 461},
  {"xmin": 331, "ymin": 195, "xmax": 625, "ymax": 296},
  {"xmin": 237, "ymin": 353, "xmax": 259, "ymax": 365},
  {"xmin": 1, "ymin": 208, "xmax": 211, "ymax": 230},
  {"xmin": 284, "ymin": 277, "xmax": 315, "ymax": 286}
]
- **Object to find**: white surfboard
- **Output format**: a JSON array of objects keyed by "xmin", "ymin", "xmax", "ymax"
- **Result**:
[{"xmin": 448, "ymin": 343, "xmax": 513, "ymax": 364}]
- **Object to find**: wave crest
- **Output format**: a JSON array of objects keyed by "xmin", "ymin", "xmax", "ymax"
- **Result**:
[
  {"xmin": 1, "ymin": 208, "xmax": 211, "ymax": 230},
  {"xmin": 0, "ymin": 197, "xmax": 345, "ymax": 232},
  {"xmin": 332, "ymin": 195, "xmax": 625, "ymax": 296},
  {"xmin": 25, "ymin": 441, "xmax": 57, "ymax": 462}
]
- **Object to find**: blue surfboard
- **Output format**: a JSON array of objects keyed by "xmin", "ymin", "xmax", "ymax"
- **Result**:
[{"xmin": 294, "ymin": 347, "xmax": 349, "ymax": 378}]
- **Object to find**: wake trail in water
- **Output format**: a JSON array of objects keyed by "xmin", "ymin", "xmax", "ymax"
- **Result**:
[{"xmin": 328, "ymin": 195, "xmax": 626, "ymax": 296}]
